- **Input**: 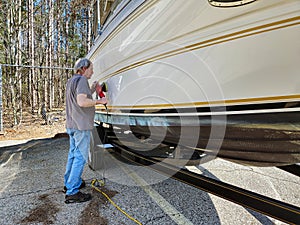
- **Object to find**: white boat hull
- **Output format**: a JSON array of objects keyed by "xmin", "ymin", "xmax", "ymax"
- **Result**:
[{"xmin": 88, "ymin": 0, "xmax": 300, "ymax": 166}]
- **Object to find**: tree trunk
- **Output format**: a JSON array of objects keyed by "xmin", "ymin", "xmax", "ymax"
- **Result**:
[
  {"xmin": 57, "ymin": 0, "xmax": 63, "ymax": 107},
  {"xmin": 16, "ymin": 0, "xmax": 23, "ymax": 125},
  {"xmin": 30, "ymin": 0, "xmax": 37, "ymax": 113},
  {"xmin": 8, "ymin": 3, "xmax": 18, "ymax": 126},
  {"xmin": 48, "ymin": 0, "xmax": 54, "ymax": 110}
]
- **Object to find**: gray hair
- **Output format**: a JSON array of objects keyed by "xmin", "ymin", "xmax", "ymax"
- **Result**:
[{"xmin": 74, "ymin": 58, "xmax": 92, "ymax": 74}]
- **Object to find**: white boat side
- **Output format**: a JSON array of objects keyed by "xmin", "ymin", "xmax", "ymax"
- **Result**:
[
  {"xmin": 87, "ymin": 0, "xmax": 300, "ymax": 166},
  {"xmin": 87, "ymin": 0, "xmax": 300, "ymax": 112}
]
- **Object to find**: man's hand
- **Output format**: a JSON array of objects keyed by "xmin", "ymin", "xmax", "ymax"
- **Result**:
[
  {"xmin": 96, "ymin": 97, "xmax": 107, "ymax": 105},
  {"xmin": 91, "ymin": 81, "xmax": 98, "ymax": 93}
]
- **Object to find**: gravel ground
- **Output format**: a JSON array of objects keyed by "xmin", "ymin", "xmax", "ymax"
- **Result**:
[{"xmin": 0, "ymin": 137, "xmax": 299, "ymax": 225}]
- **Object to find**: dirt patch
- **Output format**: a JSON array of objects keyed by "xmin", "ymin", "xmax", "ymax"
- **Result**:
[
  {"xmin": 78, "ymin": 187, "xmax": 118, "ymax": 225},
  {"xmin": 0, "ymin": 120, "xmax": 66, "ymax": 141},
  {"xmin": 20, "ymin": 185, "xmax": 119, "ymax": 225},
  {"xmin": 20, "ymin": 193, "xmax": 60, "ymax": 225},
  {"xmin": 0, "ymin": 109, "xmax": 66, "ymax": 141}
]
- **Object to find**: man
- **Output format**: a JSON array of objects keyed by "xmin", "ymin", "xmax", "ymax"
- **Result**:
[{"xmin": 64, "ymin": 58, "xmax": 107, "ymax": 204}]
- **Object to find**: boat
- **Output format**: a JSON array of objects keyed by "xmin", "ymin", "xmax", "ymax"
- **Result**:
[{"xmin": 87, "ymin": 0, "xmax": 300, "ymax": 167}]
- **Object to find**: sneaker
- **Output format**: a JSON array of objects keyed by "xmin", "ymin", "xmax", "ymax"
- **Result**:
[
  {"xmin": 63, "ymin": 180, "xmax": 86, "ymax": 193},
  {"xmin": 65, "ymin": 191, "xmax": 92, "ymax": 204}
]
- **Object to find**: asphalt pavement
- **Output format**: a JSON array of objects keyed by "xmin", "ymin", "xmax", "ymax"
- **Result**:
[{"xmin": 0, "ymin": 137, "xmax": 299, "ymax": 225}]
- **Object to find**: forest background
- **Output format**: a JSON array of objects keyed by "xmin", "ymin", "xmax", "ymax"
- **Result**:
[{"xmin": 0, "ymin": 0, "xmax": 113, "ymax": 131}]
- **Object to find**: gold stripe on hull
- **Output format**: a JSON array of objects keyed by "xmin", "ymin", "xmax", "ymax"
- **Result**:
[{"xmin": 95, "ymin": 94, "xmax": 300, "ymax": 110}]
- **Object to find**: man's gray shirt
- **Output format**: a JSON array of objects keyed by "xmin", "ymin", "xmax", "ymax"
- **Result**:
[{"xmin": 66, "ymin": 74, "xmax": 95, "ymax": 130}]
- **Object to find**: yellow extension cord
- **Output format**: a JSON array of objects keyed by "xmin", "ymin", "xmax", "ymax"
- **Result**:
[{"xmin": 91, "ymin": 179, "xmax": 143, "ymax": 225}]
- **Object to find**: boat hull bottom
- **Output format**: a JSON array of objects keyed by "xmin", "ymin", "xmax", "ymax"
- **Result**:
[{"xmin": 94, "ymin": 111, "xmax": 300, "ymax": 167}]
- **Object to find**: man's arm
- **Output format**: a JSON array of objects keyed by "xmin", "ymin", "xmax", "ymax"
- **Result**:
[{"xmin": 77, "ymin": 93, "xmax": 107, "ymax": 107}]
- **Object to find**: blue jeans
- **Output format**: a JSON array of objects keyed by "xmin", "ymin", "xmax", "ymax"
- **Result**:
[{"xmin": 64, "ymin": 128, "xmax": 91, "ymax": 195}]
